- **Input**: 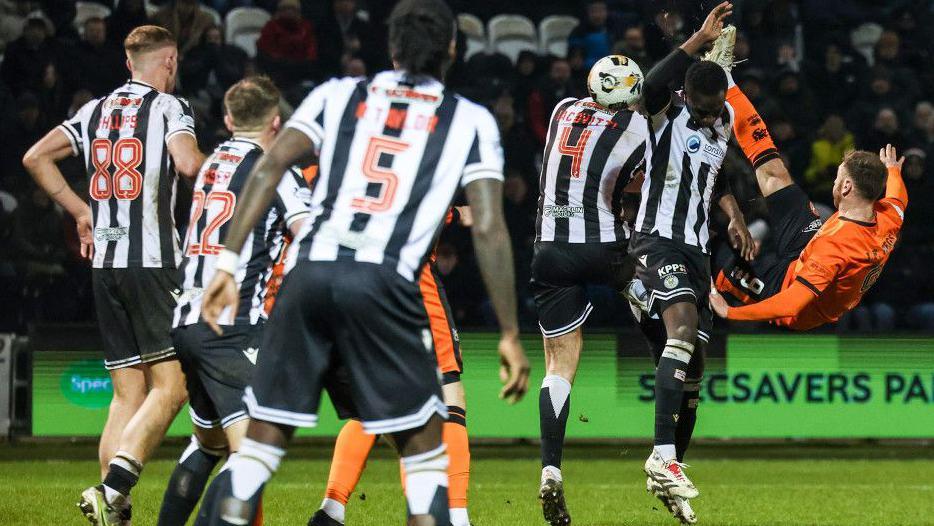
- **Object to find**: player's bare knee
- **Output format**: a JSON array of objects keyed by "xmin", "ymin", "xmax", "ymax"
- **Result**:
[{"xmin": 394, "ymin": 415, "xmax": 445, "ymax": 458}]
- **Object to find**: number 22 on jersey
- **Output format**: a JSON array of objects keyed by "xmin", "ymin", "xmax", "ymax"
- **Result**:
[
  {"xmin": 90, "ymin": 137, "xmax": 144, "ymax": 201},
  {"xmin": 186, "ymin": 190, "xmax": 237, "ymax": 256}
]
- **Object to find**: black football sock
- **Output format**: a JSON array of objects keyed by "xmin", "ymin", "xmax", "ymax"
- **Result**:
[
  {"xmin": 157, "ymin": 435, "xmax": 225, "ymax": 526},
  {"xmin": 654, "ymin": 339, "xmax": 694, "ymax": 459},
  {"xmin": 103, "ymin": 450, "xmax": 142, "ymax": 503},
  {"xmin": 539, "ymin": 374, "xmax": 572, "ymax": 472},
  {"xmin": 675, "ymin": 379, "xmax": 701, "ymax": 462}
]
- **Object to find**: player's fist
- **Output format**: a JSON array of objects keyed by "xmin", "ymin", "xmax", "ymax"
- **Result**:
[
  {"xmin": 879, "ymin": 144, "xmax": 904, "ymax": 169},
  {"xmin": 201, "ymin": 271, "xmax": 238, "ymax": 335},
  {"xmin": 498, "ymin": 331, "xmax": 530, "ymax": 404}
]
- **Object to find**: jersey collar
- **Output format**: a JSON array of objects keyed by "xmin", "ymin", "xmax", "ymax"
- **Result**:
[
  {"xmin": 229, "ymin": 137, "xmax": 263, "ymax": 151},
  {"xmin": 838, "ymin": 216, "xmax": 876, "ymax": 227}
]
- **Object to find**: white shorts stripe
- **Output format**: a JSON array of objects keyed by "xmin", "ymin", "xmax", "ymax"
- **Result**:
[
  {"xmin": 361, "ymin": 395, "xmax": 448, "ymax": 435},
  {"xmin": 243, "ymin": 386, "xmax": 319, "ymax": 428},
  {"xmin": 539, "ymin": 303, "xmax": 594, "ymax": 338}
]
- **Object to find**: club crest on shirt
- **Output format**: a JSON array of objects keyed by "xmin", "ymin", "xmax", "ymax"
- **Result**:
[{"xmin": 686, "ymin": 134, "xmax": 701, "ymax": 153}]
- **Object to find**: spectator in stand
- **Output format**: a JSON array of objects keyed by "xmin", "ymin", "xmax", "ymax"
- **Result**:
[
  {"xmin": 105, "ymin": 0, "xmax": 150, "ymax": 47},
  {"xmin": 772, "ymin": 69, "xmax": 819, "ymax": 133},
  {"xmin": 643, "ymin": 6, "xmax": 687, "ymax": 62},
  {"xmin": 736, "ymin": 69, "xmax": 781, "ymax": 123},
  {"xmin": 910, "ymin": 101, "xmax": 933, "ymax": 149},
  {"xmin": 0, "ymin": 17, "xmax": 61, "ymax": 96},
  {"xmin": 152, "ymin": 0, "xmax": 215, "ymax": 57},
  {"xmin": 0, "ymin": 0, "xmax": 35, "ymax": 52},
  {"xmin": 35, "ymin": 62, "xmax": 70, "ymax": 124},
  {"xmin": 527, "ymin": 58, "xmax": 577, "ymax": 145},
  {"xmin": 181, "ymin": 25, "xmax": 248, "ymax": 102},
  {"xmin": 511, "ymin": 50, "xmax": 539, "ymax": 122},
  {"xmin": 341, "ymin": 56, "xmax": 366, "ymax": 78},
  {"xmin": 874, "ymin": 29, "xmax": 920, "ymax": 103},
  {"xmin": 567, "ymin": 0, "xmax": 617, "ymax": 69},
  {"xmin": 256, "ymin": 0, "xmax": 320, "ymax": 87},
  {"xmin": 0, "ymin": 93, "xmax": 44, "ymax": 195},
  {"xmin": 806, "ymin": 42, "xmax": 863, "ymax": 117},
  {"xmin": 770, "ymin": 118, "xmax": 809, "ymax": 181},
  {"xmin": 899, "ymin": 148, "xmax": 933, "ymax": 245},
  {"xmin": 803, "ymin": 114, "xmax": 854, "ymax": 202},
  {"xmin": 860, "ymin": 107, "xmax": 905, "ymax": 152},
  {"xmin": 317, "ymin": 0, "xmax": 384, "ymax": 78},
  {"xmin": 494, "ymin": 94, "xmax": 536, "ymax": 182},
  {"xmin": 73, "ymin": 17, "xmax": 125, "ymax": 96},
  {"xmin": 612, "ymin": 25, "xmax": 650, "ymax": 70}
]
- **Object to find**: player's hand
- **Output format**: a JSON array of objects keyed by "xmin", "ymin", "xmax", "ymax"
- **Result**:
[
  {"xmin": 76, "ymin": 212, "xmax": 94, "ymax": 260},
  {"xmin": 709, "ymin": 287, "xmax": 730, "ymax": 318},
  {"xmin": 201, "ymin": 271, "xmax": 238, "ymax": 335},
  {"xmin": 498, "ymin": 331, "xmax": 530, "ymax": 404},
  {"xmin": 879, "ymin": 144, "xmax": 904, "ymax": 169},
  {"xmin": 455, "ymin": 206, "xmax": 473, "ymax": 227},
  {"xmin": 727, "ymin": 217, "xmax": 757, "ymax": 261},
  {"xmin": 697, "ymin": 2, "xmax": 733, "ymax": 44}
]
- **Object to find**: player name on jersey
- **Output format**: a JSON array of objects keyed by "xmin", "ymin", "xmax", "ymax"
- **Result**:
[
  {"xmin": 634, "ymin": 101, "xmax": 734, "ymax": 253},
  {"xmin": 536, "ymin": 97, "xmax": 647, "ymax": 244},
  {"xmin": 58, "ymin": 79, "xmax": 196, "ymax": 269}
]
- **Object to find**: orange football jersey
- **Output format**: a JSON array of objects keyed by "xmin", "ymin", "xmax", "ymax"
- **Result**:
[{"xmin": 776, "ymin": 195, "xmax": 904, "ymax": 330}]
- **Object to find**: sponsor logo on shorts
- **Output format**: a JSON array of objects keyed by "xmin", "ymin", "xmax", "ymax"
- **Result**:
[
  {"xmin": 638, "ymin": 254, "xmax": 648, "ymax": 267},
  {"xmin": 664, "ymin": 275, "xmax": 679, "ymax": 289},
  {"xmin": 242, "ymin": 347, "xmax": 259, "ymax": 365},
  {"xmin": 803, "ymin": 219, "xmax": 823, "ymax": 233},
  {"xmin": 657, "ymin": 263, "xmax": 687, "ymax": 278},
  {"xmin": 674, "ymin": 369, "xmax": 686, "ymax": 381},
  {"xmin": 94, "ymin": 226, "xmax": 128, "ymax": 241},
  {"xmin": 686, "ymin": 135, "xmax": 701, "ymax": 153},
  {"xmin": 543, "ymin": 205, "xmax": 585, "ymax": 219}
]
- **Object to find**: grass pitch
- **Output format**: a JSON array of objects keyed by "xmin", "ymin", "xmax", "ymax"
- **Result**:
[{"xmin": 2, "ymin": 442, "xmax": 933, "ymax": 525}]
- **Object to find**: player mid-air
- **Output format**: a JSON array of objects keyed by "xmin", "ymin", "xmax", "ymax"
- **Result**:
[
  {"xmin": 194, "ymin": 1, "xmax": 530, "ymax": 525},
  {"xmin": 626, "ymin": 2, "xmax": 754, "ymax": 523},
  {"xmin": 702, "ymin": 29, "xmax": 908, "ymax": 330},
  {"xmin": 22, "ymin": 25, "xmax": 205, "ymax": 525},
  {"xmin": 309, "ymin": 208, "xmax": 474, "ymax": 526},
  {"xmin": 530, "ymin": 53, "xmax": 647, "ymax": 525},
  {"xmin": 156, "ymin": 76, "xmax": 311, "ymax": 526}
]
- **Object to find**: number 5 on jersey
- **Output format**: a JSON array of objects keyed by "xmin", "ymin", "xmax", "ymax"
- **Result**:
[
  {"xmin": 90, "ymin": 137, "xmax": 144, "ymax": 201},
  {"xmin": 352, "ymin": 136, "xmax": 409, "ymax": 212}
]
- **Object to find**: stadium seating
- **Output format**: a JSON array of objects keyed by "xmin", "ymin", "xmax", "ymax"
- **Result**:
[
  {"xmin": 487, "ymin": 14, "xmax": 537, "ymax": 63},
  {"xmin": 457, "ymin": 13, "xmax": 486, "ymax": 60},
  {"xmin": 74, "ymin": 1, "xmax": 111, "ymax": 34},
  {"xmin": 225, "ymin": 7, "xmax": 270, "ymax": 58},
  {"xmin": 201, "ymin": 5, "xmax": 223, "ymax": 27},
  {"xmin": 538, "ymin": 15, "xmax": 578, "ymax": 57}
]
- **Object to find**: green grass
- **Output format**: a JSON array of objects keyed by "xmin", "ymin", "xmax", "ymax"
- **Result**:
[{"xmin": 3, "ymin": 442, "xmax": 934, "ymax": 525}]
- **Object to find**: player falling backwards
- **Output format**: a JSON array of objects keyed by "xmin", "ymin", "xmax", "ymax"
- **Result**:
[
  {"xmin": 309, "ymin": 207, "xmax": 474, "ymax": 526},
  {"xmin": 194, "ymin": 1, "xmax": 530, "ymax": 525},
  {"xmin": 531, "ymin": 54, "xmax": 648, "ymax": 525},
  {"xmin": 22, "ymin": 26, "xmax": 205, "ymax": 526},
  {"xmin": 702, "ymin": 29, "xmax": 908, "ymax": 330},
  {"xmin": 156, "ymin": 76, "xmax": 311, "ymax": 526},
  {"xmin": 627, "ymin": 3, "xmax": 755, "ymax": 524}
]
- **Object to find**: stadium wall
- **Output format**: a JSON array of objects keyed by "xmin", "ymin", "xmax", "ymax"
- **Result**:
[{"xmin": 17, "ymin": 328, "xmax": 934, "ymax": 440}]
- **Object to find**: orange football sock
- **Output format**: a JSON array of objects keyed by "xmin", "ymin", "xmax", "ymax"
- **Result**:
[
  {"xmin": 444, "ymin": 407, "xmax": 470, "ymax": 510},
  {"xmin": 324, "ymin": 420, "xmax": 377, "ymax": 505},
  {"xmin": 726, "ymin": 85, "xmax": 780, "ymax": 168}
]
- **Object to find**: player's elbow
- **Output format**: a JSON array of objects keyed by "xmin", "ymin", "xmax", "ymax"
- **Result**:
[{"xmin": 21, "ymin": 148, "xmax": 42, "ymax": 173}]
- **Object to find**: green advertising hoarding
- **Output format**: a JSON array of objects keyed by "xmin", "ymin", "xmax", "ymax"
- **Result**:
[{"xmin": 34, "ymin": 333, "xmax": 934, "ymax": 438}]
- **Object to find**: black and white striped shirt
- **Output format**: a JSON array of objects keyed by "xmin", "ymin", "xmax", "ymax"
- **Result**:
[
  {"xmin": 535, "ymin": 97, "xmax": 647, "ymax": 243},
  {"xmin": 285, "ymin": 70, "xmax": 504, "ymax": 281},
  {"xmin": 59, "ymin": 79, "xmax": 196, "ymax": 268},
  {"xmin": 634, "ymin": 100, "xmax": 734, "ymax": 253},
  {"xmin": 173, "ymin": 138, "xmax": 310, "ymax": 327}
]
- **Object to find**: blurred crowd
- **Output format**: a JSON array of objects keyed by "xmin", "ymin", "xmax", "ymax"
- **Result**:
[{"xmin": 0, "ymin": 0, "xmax": 932, "ymax": 333}]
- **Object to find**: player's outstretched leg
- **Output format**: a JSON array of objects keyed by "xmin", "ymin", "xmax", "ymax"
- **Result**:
[
  {"xmin": 645, "ymin": 303, "xmax": 699, "ymax": 499},
  {"xmin": 157, "ymin": 432, "xmax": 227, "ymax": 526},
  {"xmin": 538, "ymin": 328, "xmax": 581, "ymax": 526},
  {"xmin": 309, "ymin": 420, "xmax": 377, "ymax": 526}
]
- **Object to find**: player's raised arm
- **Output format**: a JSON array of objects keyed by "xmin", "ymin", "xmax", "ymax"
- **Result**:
[
  {"xmin": 201, "ymin": 128, "xmax": 316, "ymax": 333},
  {"xmin": 22, "ymin": 127, "xmax": 94, "ymax": 259},
  {"xmin": 880, "ymin": 144, "xmax": 907, "ymax": 208},
  {"xmin": 642, "ymin": 1, "xmax": 732, "ymax": 116},
  {"xmin": 465, "ymin": 177, "xmax": 530, "ymax": 404}
]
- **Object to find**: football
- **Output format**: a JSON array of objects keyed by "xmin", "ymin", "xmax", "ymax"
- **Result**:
[{"xmin": 587, "ymin": 55, "xmax": 644, "ymax": 110}]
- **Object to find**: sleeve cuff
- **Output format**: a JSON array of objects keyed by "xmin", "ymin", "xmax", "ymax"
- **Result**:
[
  {"xmin": 461, "ymin": 168, "xmax": 503, "ymax": 187},
  {"xmin": 795, "ymin": 276, "xmax": 821, "ymax": 296},
  {"xmin": 285, "ymin": 121, "xmax": 324, "ymax": 149},
  {"xmin": 166, "ymin": 128, "xmax": 196, "ymax": 142},
  {"xmin": 57, "ymin": 124, "xmax": 80, "ymax": 155},
  {"xmin": 284, "ymin": 210, "xmax": 310, "ymax": 228}
]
